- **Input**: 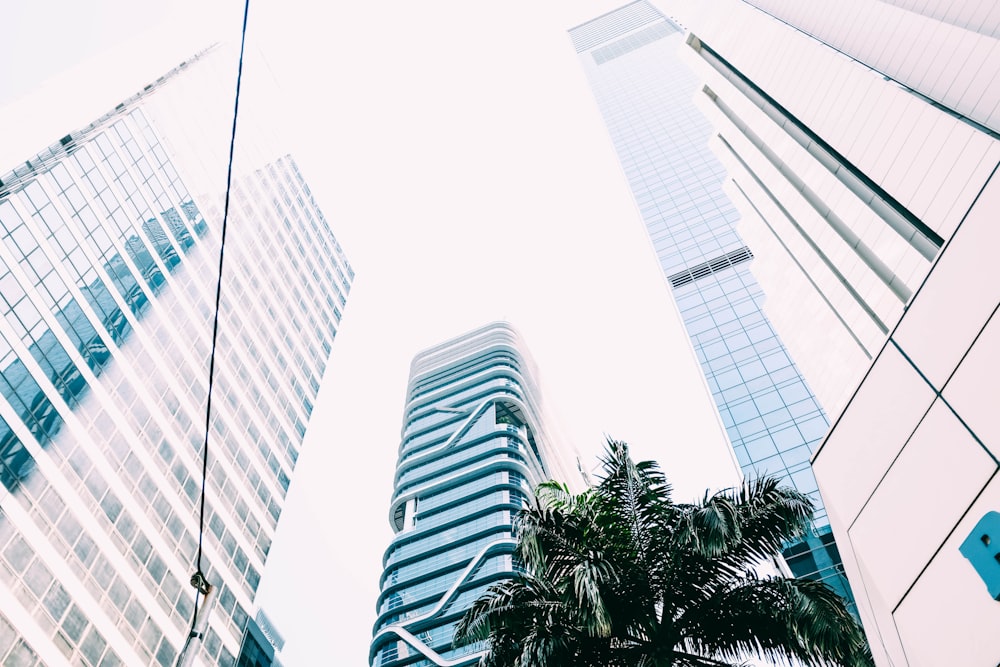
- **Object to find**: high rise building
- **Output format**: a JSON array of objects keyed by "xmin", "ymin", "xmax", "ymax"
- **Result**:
[
  {"xmin": 648, "ymin": 1, "xmax": 1000, "ymax": 664},
  {"xmin": 0, "ymin": 48, "xmax": 353, "ymax": 666},
  {"xmin": 369, "ymin": 322, "xmax": 572, "ymax": 667},
  {"xmin": 811, "ymin": 173, "xmax": 1000, "ymax": 666},
  {"xmin": 568, "ymin": 2, "xmax": 856, "ymax": 611},
  {"xmin": 236, "ymin": 610, "xmax": 284, "ymax": 667},
  {"xmin": 663, "ymin": 0, "xmax": 999, "ymax": 416}
]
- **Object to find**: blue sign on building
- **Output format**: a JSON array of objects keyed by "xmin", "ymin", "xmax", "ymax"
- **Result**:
[{"xmin": 960, "ymin": 511, "xmax": 1000, "ymax": 600}]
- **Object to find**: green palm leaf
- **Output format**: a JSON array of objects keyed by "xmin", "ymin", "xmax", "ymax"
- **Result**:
[{"xmin": 458, "ymin": 438, "xmax": 872, "ymax": 667}]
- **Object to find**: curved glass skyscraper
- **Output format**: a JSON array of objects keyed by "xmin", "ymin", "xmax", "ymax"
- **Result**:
[{"xmin": 370, "ymin": 322, "xmax": 568, "ymax": 667}]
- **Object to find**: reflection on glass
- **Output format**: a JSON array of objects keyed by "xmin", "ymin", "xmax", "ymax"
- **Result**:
[{"xmin": 0, "ymin": 120, "xmax": 208, "ymax": 493}]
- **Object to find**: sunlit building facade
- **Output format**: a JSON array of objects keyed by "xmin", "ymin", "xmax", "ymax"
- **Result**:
[
  {"xmin": 652, "ymin": 1, "xmax": 1000, "ymax": 664},
  {"xmin": 569, "ymin": 2, "xmax": 855, "ymax": 611},
  {"xmin": 662, "ymin": 0, "xmax": 1000, "ymax": 417},
  {"xmin": 370, "ymin": 322, "xmax": 570, "ymax": 667},
  {"xmin": 0, "ymin": 50, "xmax": 352, "ymax": 666}
]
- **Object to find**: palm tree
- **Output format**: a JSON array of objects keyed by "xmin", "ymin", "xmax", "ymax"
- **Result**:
[{"xmin": 455, "ymin": 439, "xmax": 872, "ymax": 667}]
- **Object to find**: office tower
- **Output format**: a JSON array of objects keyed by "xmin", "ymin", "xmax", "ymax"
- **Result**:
[
  {"xmin": 653, "ymin": 1, "xmax": 1000, "ymax": 663},
  {"xmin": 811, "ymin": 179, "xmax": 1000, "ymax": 666},
  {"xmin": 369, "ymin": 322, "xmax": 571, "ymax": 667},
  {"xmin": 236, "ymin": 610, "xmax": 284, "ymax": 667},
  {"xmin": 665, "ymin": 0, "xmax": 1000, "ymax": 415},
  {"xmin": 569, "ymin": 2, "xmax": 856, "ymax": 612},
  {"xmin": 0, "ymin": 49, "xmax": 353, "ymax": 666}
]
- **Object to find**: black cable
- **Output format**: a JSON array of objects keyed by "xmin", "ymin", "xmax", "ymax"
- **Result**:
[{"xmin": 182, "ymin": 0, "xmax": 251, "ymax": 654}]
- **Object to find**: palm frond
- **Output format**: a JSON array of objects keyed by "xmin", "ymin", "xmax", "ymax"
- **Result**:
[
  {"xmin": 454, "ymin": 578, "xmax": 533, "ymax": 643},
  {"xmin": 676, "ymin": 573, "xmax": 871, "ymax": 667},
  {"xmin": 679, "ymin": 476, "xmax": 814, "ymax": 570},
  {"xmin": 675, "ymin": 492, "xmax": 740, "ymax": 557},
  {"xmin": 570, "ymin": 556, "xmax": 617, "ymax": 636},
  {"xmin": 457, "ymin": 438, "xmax": 869, "ymax": 667}
]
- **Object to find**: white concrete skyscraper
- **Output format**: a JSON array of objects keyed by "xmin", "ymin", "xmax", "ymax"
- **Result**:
[
  {"xmin": 0, "ymin": 48, "xmax": 352, "ymax": 666},
  {"xmin": 666, "ymin": 0, "xmax": 999, "ymax": 416},
  {"xmin": 652, "ymin": 2, "xmax": 1000, "ymax": 664}
]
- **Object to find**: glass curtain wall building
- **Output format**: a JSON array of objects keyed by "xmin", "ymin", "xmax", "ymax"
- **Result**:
[
  {"xmin": 0, "ymin": 49, "xmax": 353, "ymax": 666},
  {"xmin": 370, "ymin": 322, "xmax": 570, "ymax": 667},
  {"xmin": 236, "ymin": 610, "xmax": 284, "ymax": 667},
  {"xmin": 569, "ymin": 1, "xmax": 855, "ymax": 610}
]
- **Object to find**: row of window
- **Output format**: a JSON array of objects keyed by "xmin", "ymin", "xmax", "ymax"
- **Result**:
[
  {"xmin": 397, "ymin": 434, "xmax": 522, "ymax": 489},
  {"xmin": 0, "ymin": 111, "xmax": 339, "ymax": 666}
]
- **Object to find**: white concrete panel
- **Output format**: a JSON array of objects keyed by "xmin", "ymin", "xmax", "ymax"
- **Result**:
[
  {"xmin": 902, "ymin": 115, "xmax": 972, "ymax": 218},
  {"xmin": 850, "ymin": 545, "xmax": 911, "ymax": 667},
  {"xmin": 737, "ymin": 0, "xmax": 1000, "ymax": 134},
  {"xmin": 868, "ymin": 105, "xmax": 921, "ymax": 191},
  {"xmin": 894, "ymin": 11, "xmax": 945, "ymax": 87},
  {"xmin": 823, "ymin": 65, "xmax": 862, "ymax": 143},
  {"xmin": 840, "ymin": 3, "xmax": 875, "ymax": 61},
  {"xmin": 843, "ymin": 85, "xmax": 899, "ymax": 172},
  {"xmin": 869, "ymin": 3, "xmax": 908, "ymax": 74},
  {"xmin": 874, "ymin": 102, "xmax": 936, "ymax": 195},
  {"xmin": 895, "ymin": 171, "xmax": 1000, "ymax": 387},
  {"xmin": 986, "ymin": 40, "xmax": 1000, "ymax": 127},
  {"xmin": 940, "ymin": 34, "xmax": 992, "ymax": 110},
  {"xmin": 938, "ymin": 140, "xmax": 1000, "ymax": 238},
  {"xmin": 884, "ymin": 0, "xmax": 1000, "ymax": 38},
  {"xmin": 913, "ymin": 121, "xmax": 978, "ymax": 228},
  {"xmin": 849, "ymin": 400, "xmax": 996, "ymax": 608},
  {"xmin": 969, "ymin": 42, "xmax": 1000, "ymax": 120},
  {"xmin": 893, "ymin": 477, "xmax": 1000, "ymax": 667},
  {"xmin": 944, "ymin": 308, "xmax": 1000, "ymax": 455},
  {"xmin": 813, "ymin": 344, "xmax": 934, "ymax": 522}
]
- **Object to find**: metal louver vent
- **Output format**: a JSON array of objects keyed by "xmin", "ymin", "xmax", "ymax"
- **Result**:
[
  {"xmin": 667, "ymin": 246, "xmax": 754, "ymax": 289},
  {"xmin": 568, "ymin": 1, "xmax": 663, "ymax": 53},
  {"xmin": 592, "ymin": 20, "xmax": 678, "ymax": 65}
]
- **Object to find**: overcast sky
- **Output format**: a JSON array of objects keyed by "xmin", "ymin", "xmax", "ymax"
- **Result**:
[{"xmin": 1, "ymin": 1, "xmax": 745, "ymax": 663}]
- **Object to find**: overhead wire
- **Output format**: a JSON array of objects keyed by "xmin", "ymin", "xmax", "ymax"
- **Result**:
[{"xmin": 178, "ymin": 0, "xmax": 252, "ymax": 659}]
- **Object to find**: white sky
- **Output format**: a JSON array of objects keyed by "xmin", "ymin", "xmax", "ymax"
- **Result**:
[{"xmin": 1, "ymin": 1, "xmax": 745, "ymax": 663}]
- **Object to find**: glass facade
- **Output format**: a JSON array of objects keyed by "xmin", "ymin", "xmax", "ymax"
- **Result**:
[
  {"xmin": 369, "ymin": 323, "xmax": 564, "ymax": 667},
  {"xmin": 569, "ymin": 2, "xmax": 855, "ymax": 610},
  {"xmin": 0, "ymin": 50, "xmax": 353, "ymax": 666},
  {"xmin": 235, "ymin": 614, "xmax": 283, "ymax": 667}
]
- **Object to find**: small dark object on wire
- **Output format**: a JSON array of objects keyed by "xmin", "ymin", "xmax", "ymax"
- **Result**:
[
  {"xmin": 175, "ymin": 0, "xmax": 251, "ymax": 665},
  {"xmin": 190, "ymin": 571, "xmax": 212, "ymax": 596}
]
